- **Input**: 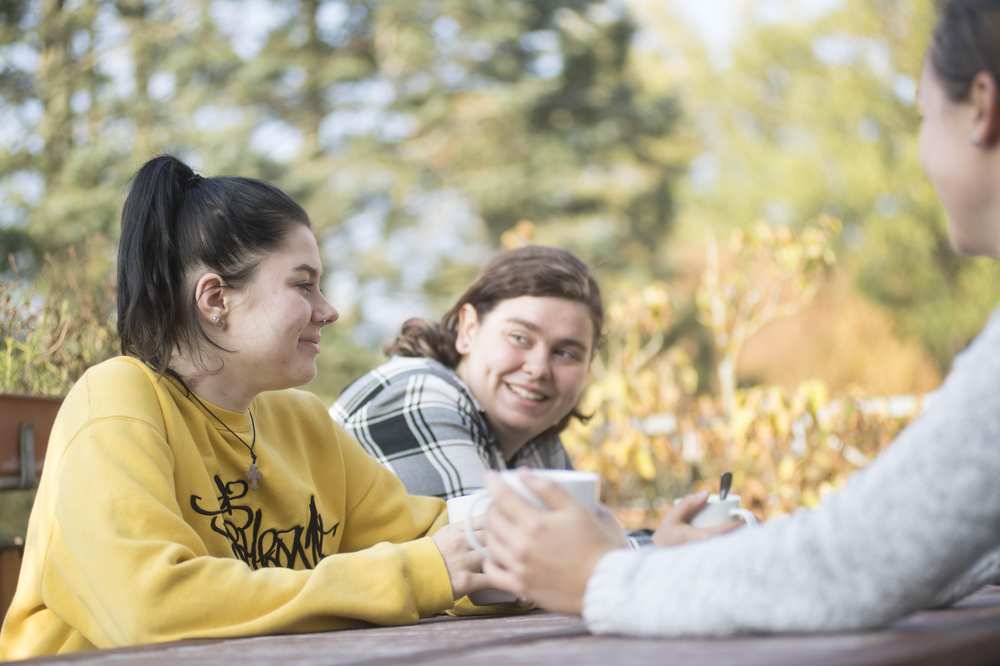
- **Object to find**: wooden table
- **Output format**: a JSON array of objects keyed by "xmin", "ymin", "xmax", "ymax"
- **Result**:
[{"xmin": 22, "ymin": 586, "xmax": 1000, "ymax": 666}]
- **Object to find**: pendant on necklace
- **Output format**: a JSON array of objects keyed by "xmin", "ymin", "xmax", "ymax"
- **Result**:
[{"xmin": 247, "ymin": 462, "xmax": 262, "ymax": 490}]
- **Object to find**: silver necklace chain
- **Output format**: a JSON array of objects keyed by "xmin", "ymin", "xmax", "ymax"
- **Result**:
[{"xmin": 186, "ymin": 391, "xmax": 261, "ymax": 490}]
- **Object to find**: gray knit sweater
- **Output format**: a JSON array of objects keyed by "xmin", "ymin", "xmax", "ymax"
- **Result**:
[{"xmin": 584, "ymin": 309, "xmax": 1000, "ymax": 636}]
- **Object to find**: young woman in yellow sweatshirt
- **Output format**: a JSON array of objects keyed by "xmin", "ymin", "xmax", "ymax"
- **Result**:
[{"xmin": 0, "ymin": 155, "xmax": 487, "ymax": 659}]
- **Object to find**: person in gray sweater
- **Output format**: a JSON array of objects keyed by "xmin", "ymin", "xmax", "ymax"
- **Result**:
[{"xmin": 479, "ymin": 0, "xmax": 1000, "ymax": 636}]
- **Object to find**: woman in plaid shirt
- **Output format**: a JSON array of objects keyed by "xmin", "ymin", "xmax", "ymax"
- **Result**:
[
  {"xmin": 331, "ymin": 246, "xmax": 598, "ymax": 501},
  {"xmin": 332, "ymin": 246, "xmax": 731, "ymax": 548}
]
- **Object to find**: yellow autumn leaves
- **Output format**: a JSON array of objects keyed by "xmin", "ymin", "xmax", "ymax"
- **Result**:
[{"xmin": 560, "ymin": 219, "xmax": 918, "ymax": 529}]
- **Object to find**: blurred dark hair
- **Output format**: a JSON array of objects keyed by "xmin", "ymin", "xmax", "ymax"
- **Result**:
[
  {"xmin": 117, "ymin": 154, "xmax": 310, "ymax": 374},
  {"xmin": 386, "ymin": 245, "xmax": 603, "ymax": 436},
  {"xmin": 931, "ymin": 0, "xmax": 1000, "ymax": 100}
]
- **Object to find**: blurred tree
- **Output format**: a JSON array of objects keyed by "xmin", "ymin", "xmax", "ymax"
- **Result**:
[
  {"xmin": 637, "ymin": 0, "xmax": 1000, "ymax": 370},
  {"xmin": 203, "ymin": 0, "xmax": 692, "ymax": 395},
  {"xmin": 1, "ymin": 0, "xmax": 689, "ymax": 397},
  {"xmin": 366, "ymin": 0, "xmax": 688, "ymax": 284},
  {"xmin": 1, "ymin": 0, "xmax": 262, "ymax": 259},
  {"xmin": 217, "ymin": 1, "xmax": 691, "ymax": 360}
]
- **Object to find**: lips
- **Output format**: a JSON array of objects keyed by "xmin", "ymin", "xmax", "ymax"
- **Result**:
[
  {"xmin": 298, "ymin": 337, "xmax": 321, "ymax": 353},
  {"xmin": 505, "ymin": 382, "xmax": 550, "ymax": 402}
]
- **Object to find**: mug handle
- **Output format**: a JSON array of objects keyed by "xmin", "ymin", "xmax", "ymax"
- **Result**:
[
  {"xmin": 463, "ymin": 492, "xmax": 492, "ymax": 558},
  {"xmin": 729, "ymin": 507, "xmax": 758, "ymax": 526}
]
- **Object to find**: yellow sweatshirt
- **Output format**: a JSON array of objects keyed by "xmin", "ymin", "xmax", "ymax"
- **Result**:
[{"xmin": 0, "ymin": 357, "xmax": 454, "ymax": 659}]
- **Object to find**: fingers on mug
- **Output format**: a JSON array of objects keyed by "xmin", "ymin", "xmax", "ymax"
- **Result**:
[
  {"xmin": 463, "ymin": 493, "xmax": 492, "ymax": 557},
  {"xmin": 463, "ymin": 485, "xmax": 547, "ymax": 557}
]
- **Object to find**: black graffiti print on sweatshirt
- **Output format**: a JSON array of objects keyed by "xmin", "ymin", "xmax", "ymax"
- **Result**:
[{"xmin": 190, "ymin": 475, "xmax": 339, "ymax": 569}]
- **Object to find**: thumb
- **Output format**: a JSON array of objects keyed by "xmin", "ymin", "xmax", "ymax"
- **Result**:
[{"xmin": 670, "ymin": 491, "xmax": 709, "ymax": 524}]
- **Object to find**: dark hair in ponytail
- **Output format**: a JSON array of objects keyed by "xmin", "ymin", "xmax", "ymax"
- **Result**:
[
  {"xmin": 931, "ymin": 0, "xmax": 1000, "ymax": 101},
  {"xmin": 117, "ymin": 154, "xmax": 310, "ymax": 374},
  {"xmin": 385, "ymin": 245, "xmax": 604, "ymax": 436}
]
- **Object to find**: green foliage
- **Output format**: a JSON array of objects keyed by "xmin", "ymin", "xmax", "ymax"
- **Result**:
[
  {"xmin": 2, "ymin": 0, "xmax": 689, "ymax": 398},
  {"xmin": 565, "ymin": 220, "xmax": 913, "ymax": 526},
  {"xmin": 0, "ymin": 244, "xmax": 117, "ymax": 397},
  {"xmin": 647, "ymin": 0, "xmax": 1000, "ymax": 370}
]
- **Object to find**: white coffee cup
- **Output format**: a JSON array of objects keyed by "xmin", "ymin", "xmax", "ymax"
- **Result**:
[
  {"xmin": 463, "ymin": 469, "xmax": 601, "ymax": 558},
  {"xmin": 688, "ymin": 493, "xmax": 758, "ymax": 529}
]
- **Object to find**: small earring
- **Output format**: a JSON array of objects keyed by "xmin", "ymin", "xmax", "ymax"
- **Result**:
[
  {"xmin": 211, "ymin": 313, "xmax": 223, "ymax": 327},
  {"xmin": 970, "ymin": 134, "xmax": 984, "ymax": 146}
]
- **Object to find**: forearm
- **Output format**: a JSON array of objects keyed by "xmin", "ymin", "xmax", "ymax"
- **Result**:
[
  {"xmin": 47, "ymin": 531, "xmax": 453, "ymax": 647},
  {"xmin": 930, "ymin": 547, "xmax": 1000, "ymax": 608},
  {"xmin": 585, "ymin": 428, "xmax": 1000, "ymax": 634}
]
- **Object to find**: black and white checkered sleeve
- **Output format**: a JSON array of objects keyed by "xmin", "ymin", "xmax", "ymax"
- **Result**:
[{"xmin": 334, "ymin": 371, "xmax": 491, "ymax": 500}]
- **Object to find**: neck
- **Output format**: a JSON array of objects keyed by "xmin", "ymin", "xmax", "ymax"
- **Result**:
[
  {"xmin": 496, "ymin": 431, "xmax": 529, "ymax": 463},
  {"xmin": 169, "ymin": 357, "xmax": 256, "ymax": 412}
]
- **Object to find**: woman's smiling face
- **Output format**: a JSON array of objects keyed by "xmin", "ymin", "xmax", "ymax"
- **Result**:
[
  {"xmin": 454, "ymin": 295, "xmax": 595, "ymax": 457},
  {"xmin": 218, "ymin": 224, "xmax": 339, "ymax": 392}
]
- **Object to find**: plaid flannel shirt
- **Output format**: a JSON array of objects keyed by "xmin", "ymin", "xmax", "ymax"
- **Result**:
[{"xmin": 331, "ymin": 356, "xmax": 573, "ymax": 500}]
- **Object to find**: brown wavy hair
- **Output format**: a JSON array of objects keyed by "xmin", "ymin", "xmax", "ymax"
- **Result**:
[{"xmin": 385, "ymin": 245, "xmax": 604, "ymax": 437}]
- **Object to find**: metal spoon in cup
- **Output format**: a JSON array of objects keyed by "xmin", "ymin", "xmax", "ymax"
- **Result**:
[{"xmin": 719, "ymin": 471, "xmax": 733, "ymax": 501}]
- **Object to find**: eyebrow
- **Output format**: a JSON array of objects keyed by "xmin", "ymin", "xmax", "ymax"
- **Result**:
[
  {"xmin": 506, "ymin": 317, "xmax": 588, "ymax": 350},
  {"xmin": 292, "ymin": 264, "xmax": 320, "ymax": 278}
]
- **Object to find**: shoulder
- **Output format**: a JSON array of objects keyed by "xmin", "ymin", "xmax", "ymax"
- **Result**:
[
  {"xmin": 257, "ymin": 388, "xmax": 360, "ymax": 451},
  {"xmin": 81, "ymin": 355, "xmax": 156, "ymax": 390},
  {"xmin": 359, "ymin": 356, "xmax": 464, "ymax": 390},
  {"xmin": 258, "ymin": 387, "xmax": 330, "ymax": 423},
  {"xmin": 971, "ymin": 307, "xmax": 1000, "ymax": 353},
  {"xmin": 334, "ymin": 356, "xmax": 477, "ymax": 417},
  {"xmin": 937, "ymin": 306, "xmax": 1000, "ymax": 402},
  {"xmin": 49, "ymin": 357, "xmax": 168, "ymax": 454},
  {"xmin": 71, "ymin": 356, "xmax": 166, "ymax": 423}
]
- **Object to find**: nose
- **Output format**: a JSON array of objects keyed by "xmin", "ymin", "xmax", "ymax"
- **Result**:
[
  {"xmin": 316, "ymin": 296, "xmax": 339, "ymax": 327},
  {"xmin": 521, "ymin": 345, "xmax": 552, "ymax": 381}
]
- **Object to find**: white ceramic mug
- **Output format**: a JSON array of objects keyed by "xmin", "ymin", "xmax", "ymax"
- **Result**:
[
  {"xmin": 462, "ymin": 469, "xmax": 601, "ymax": 558},
  {"xmin": 688, "ymin": 493, "xmax": 758, "ymax": 528}
]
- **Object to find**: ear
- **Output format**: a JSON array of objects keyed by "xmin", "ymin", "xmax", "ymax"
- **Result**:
[
  {"xmin": 454, "ymin": 304, "xmax": 479, "ymax": 355},
  {"xmin": 969, "ymin": 70, "xmax": 1000, "ymax": 147},
  {"xmin": 193, "ymin": 273, "xmax": 229, "ymax": 328}
]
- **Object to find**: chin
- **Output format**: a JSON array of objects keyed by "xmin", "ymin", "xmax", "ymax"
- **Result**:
[
  {"xmin": 946, "ymin": 206, "xmax": 1000, "ymax": 257},
  {"xmin": 949, "ymin": 231, "xmax": 996, "ymax": 257},
  {"xmin": 500, "ymin": 416, "xmax": 549, "ymax": 439},
  {"xmin": 297, "ymin": 368, "xmax": 318, "ymax": 387},
  {"xmin": 281, "ymin": 365, "xmax": 317, "ymax": 389}
]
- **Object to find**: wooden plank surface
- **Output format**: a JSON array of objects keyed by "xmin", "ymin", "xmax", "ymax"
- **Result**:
[
  {"xmin": 20, "ymin": 587, "xmax": 1000, "ymax": 666},
  {"xmin": 19, "ymin": 612, "xmax": 587, "ymax": 665}
]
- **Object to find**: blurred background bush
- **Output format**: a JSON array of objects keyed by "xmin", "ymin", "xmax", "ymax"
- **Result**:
[{"xmin": 1, "ymin": 0, "xmax": 992, "ymax": 523}]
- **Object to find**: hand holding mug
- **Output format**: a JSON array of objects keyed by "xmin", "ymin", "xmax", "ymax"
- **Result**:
[
  {"xmin": 481, "ymin": 470, "xmax": 621, "ymax": 615},
  {"xmin": 652, "ymin": 491, "xmax": 745, "ymax": 547},
  {"xmin": 446, "ymin": 493, "xmax": 518, "ymax": 604},
  {"xmin": 430, "ymin": 519, "xmax": 488, "ymax": 600},
  {"xmin": 689, "ymin": 493, "xmax": 758, "ymax": 528}
]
